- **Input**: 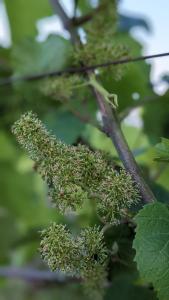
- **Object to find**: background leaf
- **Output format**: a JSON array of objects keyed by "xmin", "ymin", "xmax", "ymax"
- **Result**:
[
  {"xmin": 12, "ymin": 35, "xmax": 73, "ymax": 76},
  {"xmin": 105, "ymin": 275, "xmax": 157, "ymax": 300},
  {"xmin": 133, "ymin": 202, "xmax": 169, "ymax": 300},
  {"xmin": 4, "ymin": 0, "xmax": 52, "ymax": 43},
  {"xmin": 143, "ymin": 91, "xmax": 169, "ymax": 144},
  {"xmin": 44, "ymin": 109, "xmax": 85, "ymax": 145},
  {"xmin": 119, "ymin": 14, "xmax": 151, "ymax": 33},
  {"xmin": 155, "ymin": 138, "xmax": 169, "ymax": 162}
]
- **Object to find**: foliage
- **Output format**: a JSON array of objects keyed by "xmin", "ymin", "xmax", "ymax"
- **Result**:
[
  {"xmin": 155, "ymin": 138, "xmax": 169, "ymax": 162},
  {"xmin": 133, "ymin": 202, "xmax": 169, "ymax": 300},
  {"xmin": 4, "ymin": 0, "xmax": 52, "ymax": 43},
  {"xmin": 143, "ymin": 91, "xmax": 169, "ymax": 144},
  {"xmin": 12, "ymin": 35, "xmax": 73, "ymax": 76},
  {"xmin": 0, "ymin": 0, "xmax": 169, "ymax": 300},
  {"xmin": 105, "ymin": 275, "xmax": 157, "ymax": 300}
]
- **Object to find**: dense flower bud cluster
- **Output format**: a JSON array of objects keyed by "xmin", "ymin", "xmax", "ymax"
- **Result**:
[
  {"xmin": 40, "ymin": 224, "xmax": 107, "ymax": 274},
  {"xmin": 41, "ymin": 75, "xmax": 84, "ymax": 102},
  {"xmin": 74, "ymin": 0, "xmax": 129, "ymax": 80},
  {"xmin": 12, "ymin": 112, "xmax": 140, "ymax": 223},
  {"xmin": 40, "ymin": 224, "xmax": 81, "ymax": 274},
  {"xmin": 40, "ymin": 1, "xmax": 128, "ymax": 105},
  {"xmin": 96, "ymin": 168, "xmax": 140, "ymax": 223},
  {"xmin": 40, "ymin": 224, "xmax": 107, "ymax": 299}
]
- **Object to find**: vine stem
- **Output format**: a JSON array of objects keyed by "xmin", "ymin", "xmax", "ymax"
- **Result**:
[
  {"xmin": 49, "ymin": 0, "xmax": 156, "ymax": 203},
  {"xmin": 0, "ymin": 266, "xmax": 81, "ymax": 284},
  {"xmin": 97, "ymin": 98, "xmax": 156, "ymax": 203}
]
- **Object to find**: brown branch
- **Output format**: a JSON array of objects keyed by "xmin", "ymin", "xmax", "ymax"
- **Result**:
[
  {"xmin": 0, "ymin": 266, "xmax": 81, "ymax": 285},
  {"xmin": 72, "ymin": 13, "xmax": 93, "ymax": 27},
  {"xmin": 51, "ymin": 0, "xmax": 156, "ymax": 204},
  {"xmin": 49, "ymin": 0, "xmax": 78, "ymax": 44},
  {"xmin": 0, "ymin": 52, "xmax": 169, "ymax": 87},
  {"xmin": 100, "ymin": 103, "xmax": 155, "ymax": 203},
  {"xmin": 72, "ymin": 3, "xmax": 106, "ymax": 26}
]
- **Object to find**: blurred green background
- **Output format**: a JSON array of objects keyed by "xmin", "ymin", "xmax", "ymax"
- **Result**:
[{"xmin": 0, "ymin": 0, "xmax": 169, "ymax": 299}]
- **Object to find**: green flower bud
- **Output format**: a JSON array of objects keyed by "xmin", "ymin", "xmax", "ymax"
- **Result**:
[
  {"xmin": 40, "ymin": 224, "xmax": 108, "ymax": 298},
  {"xmin": 41, "ymin": 75, "xmax": 84, "ymax": 102},
  {"xmin": 74, "ymin": 0, "xmax": 129, "ymax": 80},
  {"xmin": 12, "ymin": 112, "xmax": 140, "ymax": 223},
  {"xmin": 40, "ymin": 223, "xmax": 81, "ymax": 275}
]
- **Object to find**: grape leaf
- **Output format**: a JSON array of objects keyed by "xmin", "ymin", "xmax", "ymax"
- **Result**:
[
  {"xmin": 0, "ymin": 213, "xmax": 18, "ymax": 263},
  {"xmin": 4, "ymin": 0, "xmax": 52, "ymax": 43},
  {"xmin": 0, "ymin": 131, "xmax": 56, "ymax": 226},
  {"xmin": 105, "ymin": 276, "xmax": 157, "ymax": 300},
  {"xmin": 77, "ymin": 0, "xmax": 92, "ymax": 14},
  {"xmin": 12, "ymin": 35, "xmax": 73, "ymax": 76},
  {"xmin": 155, "ymin": 138, "xmax": 169, "ymax": 162},
  {"xmin": 133, "ymin": 202, "xmax": 169, "ymax": 300},
  {"xmin": 143, "ymin": 91, "xmax": 169, "ymax": 144},
  {"xmin": 44, "ymin": 109, "xmax": 85, "ymax": 145}
]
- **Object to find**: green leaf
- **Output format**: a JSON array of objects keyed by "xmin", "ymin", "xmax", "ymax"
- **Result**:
[
  {"xmin": 143, "ymin": 91, "xmax": 169, "ymax": 144},
  {"xmin": 0, "ymin": 213, "xmax": 18, "ymax": 263},
  {"xmin": 77, "ymin": 0, "xmax": 92, "ymax": 14},
  {"xmin": 43, "ymin": 109, "xmax": 85, "ymax": 145},
  {"xmin": 83, "ymin": 123, "xmax": 149, "ymax": 159},
  {"xmin": 105, "ymin": 276, "xmax": 157, "ymax": 300},
  {"xmin": 0, "ymin": 281, "xmax": 88, "ymax": 300},
  {"xmin": 12, "ymin": 35, "xmax": 73, "ymax": 76},
  {"xmin": 133, "ymin": 202, "xmax": 169, "ymax": 300},
  {"xmin": 151, "ymin": 183, "xmax": 169, "ymax": 205},
  {"xmin": 156, "ymin": 165, "xmax": 169, "ymax": 193},
  {"xmin": 155, "ymin": 138, "xmax": 169, "ymax": 162},
  {"xmin": 0, "ymin": 131, "xmax": 56, "ymax": 227},
  {"xmin": 4, "ymin": 0, "xmax": 52, "ymax": 43}
]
